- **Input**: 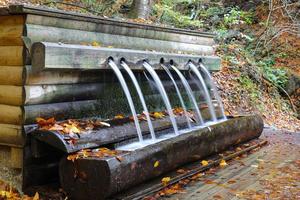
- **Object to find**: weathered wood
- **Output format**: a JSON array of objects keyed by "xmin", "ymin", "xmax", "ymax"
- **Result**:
[
  {"xmin": 0, "ymin": 124, "xmax": 23, "ymax": 147},
  {"xmin": 27, "ymin": 24, "xmax": 214, "ymax": 56},
  {"xmin": 0, "ymin": 46, "xmax": 24, "ymax": 66},
  {"xmin": 0, "ymin": 66, "xmax": 24, "ymax": 85},
  {"xmin": 10, "ymin": 147, "xmax": 23, "ymax": 169},
  {"xmin": 9, "ymin": 5, "xmax": 214, "ymax": 38},
  {"xmin": 0, "ymin": 16, "xmax": 24, "ymax": 45},
  {"xmin": 25, "ymin": 14, "xmax": 214, "ymax": 46},
  {"xmin": 0, "ymin": 15, "xmax": 25, "ymax": 25},
  {"xmin": 59, "ymin": 115, "xmax": 264, "ymax": 200},
  {"xmin": 25, "ymin": 65, "xmax": 102, "ymax": 85},
  {"xmin": 30, "ymin": 107, "xmax": 221, "ymax": 153},
  {"xmin": 31, "ymin": 42, "xmax": 220, "ymax": 71},
  {"xmin": 0, "ymin": 104, "xmax": 22, "ymax": 125},
  {"xmin": 0, "ymin": 85, "xmax": 23, "ymax": 106}
]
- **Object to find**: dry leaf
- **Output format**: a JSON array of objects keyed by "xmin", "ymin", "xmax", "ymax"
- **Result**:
[
  {"xmin": 201, "ymin": 160, "xmax": 209, "ymax": 166},
  {"xmin": 220, "ymin": 160, "xmax": 227, "ymax": 167},
  {"xmin": 161, "ymin": 177, "xmax": 171, "ymax": 186}
]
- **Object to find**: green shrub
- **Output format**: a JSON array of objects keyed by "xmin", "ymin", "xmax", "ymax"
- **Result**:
[
  {"xmin": 259, "ymin": 58, "xmax": 288, "ymax": 88},
  {"xmin": 152, "ymin": 4, "xmax": 203, "ymax": 29}
]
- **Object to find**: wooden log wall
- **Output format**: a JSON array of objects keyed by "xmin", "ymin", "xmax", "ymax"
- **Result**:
[
  {"xmin": 0, "ymin": 5, "xmax": 221, "ymax": 170},
  {"xmin": 0, "ymin": 15, "xmax": 25, "ymax": 168}
]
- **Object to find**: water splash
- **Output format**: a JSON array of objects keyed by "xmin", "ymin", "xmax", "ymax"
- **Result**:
[
  {"xmin": 161, "ymin": 64, "xmax": 192, "ymax": 129},
  {"xmin": 108, "ymin": 59, "xmax": 143, "ymax": 142},
  {"xmin": 143, "ymin": 62, "xmax": 179, "ymax": 135},
  {"xmin": 188, "ymin": 62, "xmax": 217, "ymax": 122},
  {"xmin": 199, "ymin": 63, "xmax": 227, "ymax": 120},
  {"xmin": 121, "ymin": 61, "xmax": 156, "ymax": 140},
  {"xmin": 170, "ymin": 65, "xmax": 204, "ymax": 125}
]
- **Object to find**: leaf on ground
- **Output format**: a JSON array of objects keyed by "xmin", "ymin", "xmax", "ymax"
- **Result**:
[
  {"xmin": 114, "ymin": 114, "xmax": 125, "ymax": 119},
  {"xmin": 33, "ymin": 192, "xmax": 39, "ymax": 200},
  {"xmin": 220, "ymin": 159, "xmax": 228, "ymax": 167},
  {"xmin": 201, "ymin": 160, "xmax": 209, "ymax": 166},
  {"xmin": 161, "ymin": 177, "xmax": 171, "ymax": 186},
  {"xmin": 153, "ymin": 112, "xmax": 165, "ymax": 119},
  {"xmin": 91, "ymin": 41, "xmax": 101, "ymax": 47}
]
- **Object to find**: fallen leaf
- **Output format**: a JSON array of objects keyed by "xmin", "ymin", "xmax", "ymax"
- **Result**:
[
  {"xmin": 220, "ymin": 160, "xmax": 228, "ymax": 167},
  {"xmin": 153, "ymin": 112, "xmax": 165, "ymax": 119},
  {"xmin": 154, "ymin": 161, "xmax": 160, "ymax": 168},
  {"xmin": 201, "ymin": 160, "xmax": 209, "ymax": 166},
  {"xmin": 91, "ymin": 41, "xmax": 101, "ymax": 47},
  {"xmin": 161, "ymin": 177, "xmax": 171, "ymax": 186},
  {"xmin": 33, "ymin": 192, "xmax": 39, "ymax": 200}
]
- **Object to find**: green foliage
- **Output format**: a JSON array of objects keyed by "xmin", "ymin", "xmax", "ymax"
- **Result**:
[
  {"xmin": 152, "ymin": 4, "xmax": 203, "ymax": 29},
  {"xmin": 238, "ymin": 75, "xmax": 261, "ymax": 101},
  {"xmin": 223, "ymin": 7, "xmax": 254, "ymax": 27},
  {"xmin": 259, "ymin": 58, "xmax": 288, "ymax": 88}
]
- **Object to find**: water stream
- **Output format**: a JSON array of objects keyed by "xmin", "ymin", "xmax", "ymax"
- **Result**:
[
  {"xmin": 199, "ymin": 63, "xmax": 227, "ymax": 120},
  {"xmin": 170, "ymin": 65, "xmax": 204, "ymax": 125},
  {"xmin": 108, "ymin": 60, "xmax": 144, "ymax": 142},
  {"xmin": 161, "ymin": 64, "xmax": 192, "ymax": 129},
  {"xmin": 143, "ymin": 62, "xmax": 179, "ymax": 135},
  {"xmin": 189, "ymin": 62, "xmax": 217, "ymax": 122},
  {"xmin": 121, "ymin": 61, "xmax": 156, "ymax": 140}
]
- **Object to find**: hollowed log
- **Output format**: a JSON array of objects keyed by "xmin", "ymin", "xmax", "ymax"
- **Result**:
[{"xmin": 59, "ymin": 115, "xmax": 263, "ymax": 200}]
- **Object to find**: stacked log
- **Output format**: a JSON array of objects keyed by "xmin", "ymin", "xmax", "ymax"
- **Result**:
[
  {"xmin": 0, "ymin": 15, "xmax": 25, "ymax": 168},
  {"xmin": 0, "ymin": 5, "xmax": 220, "ymax": 172}
]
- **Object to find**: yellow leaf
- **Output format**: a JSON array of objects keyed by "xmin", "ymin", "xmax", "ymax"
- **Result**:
[
  {"xmin": 201, "ymin": 160, "xmax": 209, "ymax": 166},
  {"xmin": 219, "ymin": 159, "xmax": 227, "ymax": 167},
  {"xmin": 161, "ymin": 177, "xmax": 171, "ymax": 186},
  {"xmin": 91, "ymin": 41, "xmax": 101, "ymax": 47},
  {"xmin": 115, "ymin": 114, "xmax": 125, "ymax": 119},
  {"xmin": 154, "ymin": 161, "xmax": 160, "ymax": 168},
  {"xmin": 153, "ymin": 112, "xmax": 164, "ymax": 119},
  {"xmin": 33, "ymin": 192, "xmax": 39, "ymax": 200}
]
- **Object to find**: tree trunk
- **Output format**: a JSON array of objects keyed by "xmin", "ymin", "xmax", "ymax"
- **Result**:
[{"xmin": 131, "ymin": 0, "xmax": 153, "ymax": 19}]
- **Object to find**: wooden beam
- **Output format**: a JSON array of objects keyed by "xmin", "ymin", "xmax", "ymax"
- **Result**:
[
  {"xmin": 0, "ymin": 66, "xmax": 24, "ymax": 85},
  {"xmin": 26, "ymin": 24, "xmax": 214, "ymax": 56},
  {"xmin": 0, "ymin": 16, "xmax": 24, "ymax": 46},
  {"xmin": 0, "ymin": 124, "xmax": 23, "ymax": 147},
  {"xmin": 31, "ymin": 42, "xmax": 220, "ymax": 71},
  {"xmin": 0, "ymin": 46, "xmax": 24, "ymax": 66},
  {"xmin": 0, "ymin": 104, "xmax": 23, "ymax": 125},
  {"xmin": 0, "ymin": 85, "xmax": 23, "ymax": 106},
  {"xmin": 25, "ymin": 15, "xmax": 214, "ymax": 46},
  {"xmin": 25, "ymin": 65, "xmax": 102, "ymax": 85},
  {"xmin": 10, "ymin": 5, "xmax": 215, "ymax": 38}
]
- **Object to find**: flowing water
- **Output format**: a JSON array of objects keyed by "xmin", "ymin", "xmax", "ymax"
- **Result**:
[
  {"xmin": 170, "ymin": 65, "xmax": 204, "ymax": 125},
  {"xmin": 188, "ymin": 63, "xmax": 217, "ymax": 122},
  {"xmin": 161, "ymin": 65, "xmax": 192, "ymax": 129},
  {"xmin": 199, "ymin": 63, "xmax": 227, "ymax": 120},
  {"xmin": 121, "ymin": 61, "xmax": 156, "ymax": 140},
  {"xmin": 108, "ymin": 60, "xmax": 143, "ymax": 142},
  {"xmin": 143, "ymin": 62, "xmax": 179, "ymax": 135}
]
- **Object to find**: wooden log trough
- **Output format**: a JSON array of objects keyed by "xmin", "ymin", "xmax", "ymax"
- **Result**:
[{"xmin": 59, "ymin": 115, "xmax": 264, "ymax": 200}]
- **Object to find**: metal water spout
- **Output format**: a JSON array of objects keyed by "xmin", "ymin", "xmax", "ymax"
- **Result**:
[
  {"xmin": 108, "ymin": 59, "xmax": 143, "ymax": 142},
  {"xmin": 120, "ymin": 60, "xmax": 156, "ymax": 140},
  {"xmin": 143, "ymin": 61, "xmax": 179, "ymax": 135}
]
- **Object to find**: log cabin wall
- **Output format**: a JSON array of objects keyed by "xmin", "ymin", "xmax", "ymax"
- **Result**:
[{"xmin": 0, "ymin": 4, "xmax": 221, "ymax": 190}]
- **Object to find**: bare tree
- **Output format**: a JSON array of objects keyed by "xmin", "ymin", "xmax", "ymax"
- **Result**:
[{"xmin": 130, "ymin": 0, "xmax": 153, "ymax": 19}]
